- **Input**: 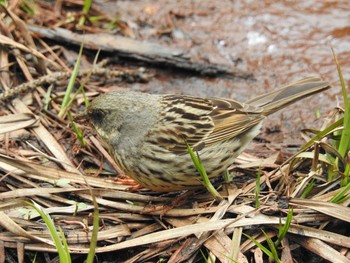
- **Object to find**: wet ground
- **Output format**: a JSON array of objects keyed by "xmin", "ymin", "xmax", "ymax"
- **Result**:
[{"xmin": 97, "ymin": 0, "xmax": 349, "ymax": 147}]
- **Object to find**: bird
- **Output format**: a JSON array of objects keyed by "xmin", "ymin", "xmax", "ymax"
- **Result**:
[{"xmin": 87, "ymin": 77, "xmax": 330, "ymax": 192}]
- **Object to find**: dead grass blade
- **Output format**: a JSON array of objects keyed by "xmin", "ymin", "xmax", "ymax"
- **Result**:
[
  {"xmin": 0, "ymin": 211, "xmax": 55, "ymax": 246},
  {"xmin": 0, "ymin": 34, "xmax": 60, "ymax": 69},
  {"xmin": 291, "ymin": 236, "xmax": 350, "ymax": 263},
  {"xmin": 0, "ymin": 113, "xmax": 38, "ymax": 134},
  {"xmin": 287, "ymin": 224, "xmax": 350, "ymax": 248},
  {"xmin": 290, "ymin": 198, "xmax": 350, "ymax": 223}
]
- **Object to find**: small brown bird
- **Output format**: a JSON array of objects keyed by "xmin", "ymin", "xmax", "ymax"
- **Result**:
[{"xmin": 87, "ymin": 77, "xmax": 330, "ymax": 191}]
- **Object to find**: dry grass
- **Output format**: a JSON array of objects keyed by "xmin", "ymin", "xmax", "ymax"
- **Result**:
[{"xmin": 0, "ymin": 2, "xmax": 349, "ymax": 262}]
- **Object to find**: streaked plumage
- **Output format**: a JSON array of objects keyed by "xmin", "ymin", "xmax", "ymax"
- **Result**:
[{"xmin": 88, "ymin": 77, "xmax": 330, "ymax": 191}]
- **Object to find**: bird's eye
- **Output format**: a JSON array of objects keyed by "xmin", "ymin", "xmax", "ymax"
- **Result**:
[{"xmin": 89, "ymin": 109, "xmax": 107, "ymax": 124}]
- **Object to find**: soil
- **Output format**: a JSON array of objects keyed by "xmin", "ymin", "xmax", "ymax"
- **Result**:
[{"xmin": 95, "ymin": 0, "xmax": 350, "ymax": 148}]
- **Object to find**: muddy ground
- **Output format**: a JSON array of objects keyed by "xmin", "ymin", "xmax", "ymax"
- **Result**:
[{"xmin": 94, "ymin": 0, "xmax": 349, "ymax": 151}]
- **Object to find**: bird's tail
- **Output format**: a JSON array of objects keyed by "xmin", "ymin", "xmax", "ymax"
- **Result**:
[{"xmin": 246, "ymin": 77, "xmax": 330, "ymax": 116}]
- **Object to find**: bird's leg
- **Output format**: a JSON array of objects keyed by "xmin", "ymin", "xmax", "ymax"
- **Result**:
[
  {"xmin": 141, "ymin": 190, "xmax": 194, "ymax": 215},
  {"xmin": 113, "ymin": 176, "xmax": 144, "ymax": 190}
]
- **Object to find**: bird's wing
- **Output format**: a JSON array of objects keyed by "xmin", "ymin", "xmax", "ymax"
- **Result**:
[
  {"xmin": 205, "ymin": 98, "xmax": 265, "ymax": 145},
  {"xmin": 145, "ymin": 95, "xmax": 264, "ymax": 154}
]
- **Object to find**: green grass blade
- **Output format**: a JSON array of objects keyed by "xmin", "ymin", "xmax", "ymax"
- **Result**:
[
  {"xmin": 332, "ymin": 48, "xmax": 350, "ymax": 184},
  {"xmin": 68, "ymin": 112, "xmax": 86, "ymax": 147},
  {"xmin": 262, "ymin": 229, "xmax": 281, "ymax": 263},
  {"xmin": 58, "ymin": 43, "xmax": 83, "ymax": 118},
  {"xmin": 330, "ymin": 182, "xmax": 350, "ymax": 203},
  {"xmin": 58, "ymin": 227, "xmax": 71, "ymax": 258},
  {"xmin": 186, "ymin": 142, "xmax": 223, "ymax": 201},
  {"xmin": 86, "ymin": 194, "xmax": 99, "ymax": 263},
  {"xmin": 255, "ymin": 167, "xmax": 261, "ymax": 208},
  {"xmin": 243, "ymin": 233, "xmax": 274, "ymax": 260},
  {"xmin": 299, "ymin": 118, "xmax": 343, "ymax": 152},
  {"xmin": 199, "ymin": 249, "xmax": 215, "ymax": 263},
  {"xmin": 332, "ymin": 48, "xmax": 349, "ymax": 115},
  {"xmin": 43, "ymin": 84, "xmax": 52, "ymax": 111},
  {"xmin": 78, "ymin": 0, "xmax": 92, "ymax": 26},
  {"xmin": 26, "ymin": 201, "xmax": 71, "ymax": 263},
  {"xmin": 275, "ymin": 208, "xmax": 293, "ymax": 247},
  {"xmin": 300, "ymin": 179, "xmax": 316, "ymax": 198}
]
